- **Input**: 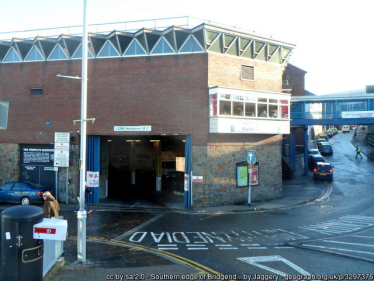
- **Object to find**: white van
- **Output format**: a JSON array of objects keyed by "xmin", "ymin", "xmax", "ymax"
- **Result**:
[{"xmin": 342, "ymin": 125, "xmax": 350, "ymax": 133}]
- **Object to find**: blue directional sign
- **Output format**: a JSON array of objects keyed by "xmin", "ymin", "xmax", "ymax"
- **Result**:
[{"xmin": 247, "ymin": 150, "xmax": 256, "ymax": 165}]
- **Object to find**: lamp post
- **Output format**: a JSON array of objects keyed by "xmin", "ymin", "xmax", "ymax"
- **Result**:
[
  {"xmin": 77, "ymin": 0, "xmax": 88, "ymax": 263},
  {"xmin": 55, "ymin": 0, "xmax": 89, "ymax": 264}
]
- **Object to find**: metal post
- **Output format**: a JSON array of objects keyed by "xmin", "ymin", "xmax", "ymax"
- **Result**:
[
  {"xmin": 66, "ymin": 167, "xmax": 69, "ymax": 205},
  {"xmin": 248, "ymin": 170, "xmax": 252, "ymax": 205},
  {"xmin": 77, "ymin": 0, "xmax": 88, "ymax": 263},
  {"xmin": 246, "ymin": 150, "xmax": 256, "ymax": 206}
]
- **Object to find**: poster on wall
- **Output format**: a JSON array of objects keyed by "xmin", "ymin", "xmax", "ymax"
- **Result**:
[
  {"xmin": 236, "ymin": 162, "xmax": 259, "ymax": 187},
  {"xmin": 87, "ymin": 171, "xmax": 99, "ymax": 187},
  {"xmin": 250, "ymin": 164, "xmax": 259, "ymax": 186},
  {"xmin": 236, "ymin": 165, "xmax": 249, "ymax": 187},
  {"xmin": 20, "ymin": 144, "xmax": 57, "ymax": 195}
]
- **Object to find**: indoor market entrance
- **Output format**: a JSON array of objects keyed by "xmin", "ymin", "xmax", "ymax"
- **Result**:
[{"xmin": 99, "ymin": 135, "xmax": 186, "ymax": 207}]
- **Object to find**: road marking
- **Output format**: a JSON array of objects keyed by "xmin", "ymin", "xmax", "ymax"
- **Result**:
[
  {"xmin": 299, "ymin": 215, "xmax": 374, "ymax": 235},
  {"xmin": 322, "ymin": 240, "xmax": 374, "ymax": 247},
  {"xmin": 238, "ymin": 255, "xmax": 310, "ymax": 276},
  {"xmin": 302, "ymin": 244, "xmax": 374, "ymax": 255},
  {"xmin": 353, "ymin": 235, "xmax": 374, "ymax": 239},
  {"xmin": 187, "ymin": 244, "xmax": 208, "ymax": 250}
]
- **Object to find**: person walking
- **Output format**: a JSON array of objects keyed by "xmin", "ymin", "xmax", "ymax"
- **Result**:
[
  {"xmin": 75, "ymin": 186, "xmax": 93, "ymax": 213},
  {"xmin": 43, "ymin": 191, "xmax": 60, "ymax": 218},
  {"xmin": 355, "ymin": 146, "xmax": 363, "ymax": 159}
]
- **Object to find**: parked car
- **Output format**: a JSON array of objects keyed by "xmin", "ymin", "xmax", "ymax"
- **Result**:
[
  {"xmin": 308, "ymin": 154, "xmax": 326, "ymax": 169},
  {"xmin": 331, "ymin": 127, "xmax": 338, "ymax": 135},
  {"xmin": 313, "ymin": 162, "xmax": 333, "ymax": 180},
  {"xmin": 326, "ymin": 130, "xmax": 334, "ymax": 138},
  {"xmin": 0, "ymin": 181, "xmax": 51, "ymax": 205},
  {"xmin": 318, "ymin": 134, "xmax": 329, "ymax": 140},
  {"xmin": 316, "ymin": 138, "xmax": 329, "ymax": 145},
  {"xmin": 318, "ymin": 142, "xmax": 333, "ymax": 155},
  {"xmin": 308, "ymin": 148, "xmax": 321, "ymax": 158}
]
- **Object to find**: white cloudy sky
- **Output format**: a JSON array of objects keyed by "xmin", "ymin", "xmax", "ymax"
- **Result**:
[{"xmin": 1, "ymin": 0, "xmax": 373, "ymax": 95}]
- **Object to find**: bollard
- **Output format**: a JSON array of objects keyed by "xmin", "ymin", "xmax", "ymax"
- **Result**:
[{"xmin": 1, "ymin": 205, "xmax": 44, "ymax": 281}]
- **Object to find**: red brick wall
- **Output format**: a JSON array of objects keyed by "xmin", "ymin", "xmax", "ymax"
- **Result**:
[
  {"xmin": 282, "ymin": 64, "xmax": 306, "ymax": 96},
  {"xmin": 0, "ymin": 54, "xmax": 210, "ymax": 145},
  {"xmin": 207, "ymin": 53, "xmax": 284, "ymax": 145},
  {"xmin": 208, "ymin": 53, "xmax": 283, "ymax": 92},
  {"xmin": 0, "ymin": 53, "xmax": 285, "ymax": 147}
]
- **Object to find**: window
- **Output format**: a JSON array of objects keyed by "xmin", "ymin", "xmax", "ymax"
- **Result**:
[
  {"xmin": 0, "ymin": 101, "xmax": 9, "ymax": 129},
  {"xmin": 0, "ymin": 183, "xmax": 14, "ymax": 191},
  {"xmin": 31, "ymin": 88, "xmax": 43, "ymax": 95},
  {"xmin": 220, "ymin": 100, "xmax": 231, "ymax": 115},
  {"xmin": 241, "ymin": 65, "xmax": 254, "ymax": 81},
  {"xmin": 209, "ymin": 90, "xmax": 290, "ymax": 120}
]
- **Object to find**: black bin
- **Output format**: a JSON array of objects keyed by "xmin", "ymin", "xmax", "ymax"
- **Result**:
[{"xmin": 1, "ymin": 205, "xmax": 44, "ymax": 281}]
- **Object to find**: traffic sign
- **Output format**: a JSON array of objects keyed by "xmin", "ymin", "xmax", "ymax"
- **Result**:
[{"xmin": 247, "ymin": 150, "xmax": 256, "ymax": 165}]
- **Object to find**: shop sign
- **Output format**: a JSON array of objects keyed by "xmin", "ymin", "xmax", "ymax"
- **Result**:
[{"xmin": 114, "ymin": 126, "xmax": 151, "ymax": 131}]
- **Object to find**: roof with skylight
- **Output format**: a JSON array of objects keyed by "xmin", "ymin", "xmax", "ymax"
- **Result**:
[{"xmin": 0, "ymin": 17, "xmax": 295, "ymax": 65}]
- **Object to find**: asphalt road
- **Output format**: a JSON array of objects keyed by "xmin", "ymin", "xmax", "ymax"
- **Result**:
[{"xmin": 119, "ymin": 131, "xmax": 374, "ymax": 279}]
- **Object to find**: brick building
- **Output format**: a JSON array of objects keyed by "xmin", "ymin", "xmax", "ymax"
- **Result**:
[{"xmin": 0, "ymin": 21, "xmax": 295, "ymax": 208}]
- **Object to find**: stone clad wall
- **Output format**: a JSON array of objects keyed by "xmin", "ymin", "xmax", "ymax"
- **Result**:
[
  {"xmin": 192, "ymin": 144, "xmax": 282, "ymax": 206},
  {"xmin": 0, "ymin": 143, "xmax": 20, "ymax": 184},
  {"xmin": 57, "ymin": 144, "xmax": 80, "ymax": 204}
]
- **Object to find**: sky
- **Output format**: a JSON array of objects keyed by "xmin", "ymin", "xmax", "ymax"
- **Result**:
[{"xmin": 1, "ymin": 0, "xmax": 373, "ymax": 95}]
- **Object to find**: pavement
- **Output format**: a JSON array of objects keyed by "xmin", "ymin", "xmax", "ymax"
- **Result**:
[{"xmin": 46, "ymin": 129, "xmax": 373, "ymax": 281}]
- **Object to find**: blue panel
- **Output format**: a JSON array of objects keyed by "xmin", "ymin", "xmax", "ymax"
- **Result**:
[
  {"xmin": 98, "ymin": 41, "xmax": 120, "ymax": 57},
  {"xmin": 180, "ymin": 36, "xmax": 204, "ymax": 53},
  {"xmin": 25, "ymin": 46, "xmax": 44, "ymax": 61},
  {"xmin": 86, "ymin": 136, "xmax": 100, "ymax": 203},
  {"xmin": 49, "ymin": 45, "xmax": 68, "ymax": 60},
  {"xmin": 184, "ymin": 135, "xmax": 191, "ymax": 209},
  {"xmin": 151, "ymin": 38, "xmax": 174, "ymax": 54},
  {"xmin": 72, "ymin": 44, "xmax": 94, "ymax": 59},
  {"xmin": 124, "ymin": 40, "xmax": 146, "ymax": 56},
  {"xmin": 3, "ymin": 48, "xmax": 21, "ymax": 62}
]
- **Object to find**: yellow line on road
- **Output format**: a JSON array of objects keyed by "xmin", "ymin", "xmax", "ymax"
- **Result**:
[{"xmin": 108, "ymin": 239, "xmax": 223, "ymax": 276}]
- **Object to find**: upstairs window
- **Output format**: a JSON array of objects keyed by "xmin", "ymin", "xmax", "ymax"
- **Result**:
[
  {"xmin": 241, "ymin": 65, "xmax": 254, "ymax": 81},
  {"xmin": 31, "ymin": 88, "xmax": 43, "ymax": 95}
]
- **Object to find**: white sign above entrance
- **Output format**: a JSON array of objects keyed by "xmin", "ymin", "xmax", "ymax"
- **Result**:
[{"xmin": 114, "ymin": 126, "xmax": 152, "ymax": 132}]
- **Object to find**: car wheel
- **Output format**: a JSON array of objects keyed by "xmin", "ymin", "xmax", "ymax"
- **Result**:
[{"xmin": 21, "ymin": 197, "xmax": 30, "ymax": 205}]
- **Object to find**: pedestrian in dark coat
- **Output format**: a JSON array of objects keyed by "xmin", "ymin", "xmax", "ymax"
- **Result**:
[{"xmin": 43, "ymin": 191, "xmax": 60, "ymax": 218}]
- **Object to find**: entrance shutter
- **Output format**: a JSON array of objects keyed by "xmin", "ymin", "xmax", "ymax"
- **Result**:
[
  {"xmin": 184, "ymin": 136, "xmax": 192, "ymax": 209},
  {"xmin": 86, "ymin": 136, "xmax": 100, "ymax": 203}
]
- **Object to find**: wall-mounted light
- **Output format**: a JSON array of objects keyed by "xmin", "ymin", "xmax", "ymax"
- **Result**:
[
  {"xmin": 126, "ymin": 140, "xmax": 142, "ymax": 142},
  {"xmin": 150, "ymin": 140, "xmax": 161, "ymax": 142},
  {"xmin": 107, "ymin": 140, "xmax": 112, "ymax": 142}
]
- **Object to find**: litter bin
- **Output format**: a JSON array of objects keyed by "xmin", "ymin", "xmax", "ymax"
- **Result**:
[{"xmin": 1, "ymin": 205, "xmax": 44, "ymax": 281}]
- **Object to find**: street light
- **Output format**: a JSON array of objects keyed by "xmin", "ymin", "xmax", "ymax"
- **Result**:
[
  {"xmin": 56, "ymin": 0, "xmax": 89, "ymax": 263},
  {"xmin": 77, "ymin": 0, "xmax": 89, "ymax": 264}
]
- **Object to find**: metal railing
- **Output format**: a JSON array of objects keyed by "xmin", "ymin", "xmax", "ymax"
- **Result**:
[
  {"xmin": 367, "ymin": 133, "xmax": 374, "ymax": 148},
  {"xmin": 0, "ymin": 16, "xmax": 276, "ymax": 41}
]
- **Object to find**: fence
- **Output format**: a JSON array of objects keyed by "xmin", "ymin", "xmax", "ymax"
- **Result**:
[{"xmin": 367, "ymin": 133, "xmax": 374, "ymax": 148}]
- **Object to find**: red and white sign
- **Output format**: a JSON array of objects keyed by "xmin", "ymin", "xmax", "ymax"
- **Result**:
[
  {"xmin": 34, "ymin": 227, "xmax": 56, "ymax": 234},
  {"xmin": 33, "ymin": 219, "xmax": 67, "ymax": 241},
  {"xmin": 192, "ymin": 176, "xmax": 203, "ymax": 182},
  {"xmin": 184, "ymin": 174, "xmax": 189, "ymax": 191},
  {"xmin": 87, "ymin": 171, "xmax": 99, "ymax": 187},
  {"xmin": 250, "ymin": 165, "xmax": 259, "ymax": 185},
  {"xmin": 54, "ymin": 132, "xmax": 70, "ymax": 167}
]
